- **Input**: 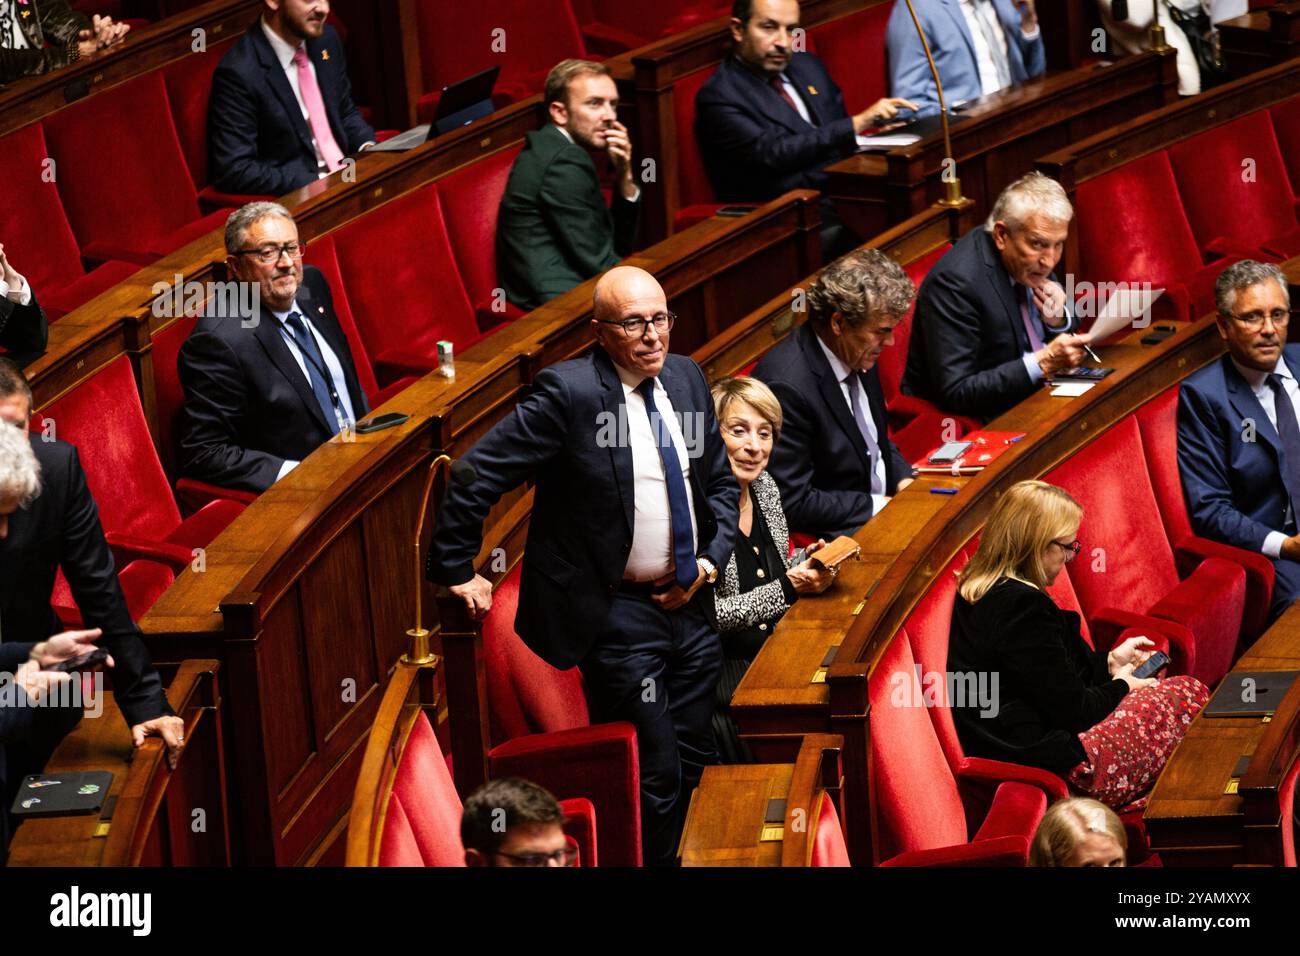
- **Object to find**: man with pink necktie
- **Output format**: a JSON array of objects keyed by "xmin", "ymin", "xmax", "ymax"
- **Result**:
[{"xmin": 208, "ymin": 0, "xmax": 374, "ymax": 197}]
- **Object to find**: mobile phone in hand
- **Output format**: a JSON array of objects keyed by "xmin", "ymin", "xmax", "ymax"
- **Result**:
[
  {"xmin": 1132, "ymin": 650, "xmax": 1170, "ymax": 680},
  {"xmin": 47, "ymin": 648, "xmax": 109, "ymax": 673}
]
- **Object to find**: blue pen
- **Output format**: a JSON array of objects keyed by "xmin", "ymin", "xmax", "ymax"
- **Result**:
[{"xmin": 929, "ymin": 487, "xmax": 959, "ymax": 495}]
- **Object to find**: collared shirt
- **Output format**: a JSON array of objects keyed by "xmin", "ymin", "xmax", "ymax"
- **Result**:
[
  {"xmin": 1230, "ymin": 355, "xmax": 1300, "ymax": 558},
  {"xmin": 814, "ymin": 331, "xmax": 890, "ymax": 514},
  {"xmin": 261, "ymin": 17, "xmax": 333, "ymax": 179},
  {"xmin": 551, "ymin": 124, "xmax": 640, "ymax": 203},
  {"xmin": 959, "ymin": 0, "xmax": 1039, "ymax": 97},
  {"xmin": 270, "ymin": 299, "xmax": 357, "ymax": 481},
  {"xmin": 0, "ymin": 271, "xmax": 32, "ymax": 306},
  {"xmin": 0, "ymin": 2, "xmax": 30, "ymax": 50},
  {"xmin": 616, "ymin": 363, "xmax": 699, "ymax": 582}
]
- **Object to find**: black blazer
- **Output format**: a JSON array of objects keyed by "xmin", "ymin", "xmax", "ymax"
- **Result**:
[
  {"xmin": 695, "ymin": 52, "xmax": 858, "ymax": 202},
  {"xmin": 0, "ymin": 289, "xmax": 48, "ymax": 358},
  {"xmin": 427, "ymin": 348, "xmax": 740, "ymax": 669},
  {"xmin": 902, "ymin": 226, "xmax": 1076, "ymax": 421},
  {"xmin": 0, "ymin": 435, "xmax": 170, "ymax": 730},
  {"xmin": 177, "ymin": 266, "xmax": 370, "ymax": 492},
  {"xmin": 948, "ymin": 577, "xmax": 1127, "ymax": 776},
  {"xmin": 753, "ymin": 323, "xmax": 910, "ymax": 539},
  {"xmin": 208, "ymin": 21, "xmax": 374, "ymax": 196}
]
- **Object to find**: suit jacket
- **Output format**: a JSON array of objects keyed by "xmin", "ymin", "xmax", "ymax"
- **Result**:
[
  {"xmin": 695, "ymin": 52, "xmax": 857, "ymax": 203},
  {"xmin": 0, "ymin": 287, "xmax": 48, "ymax": 357},
  {"xmin": 902, "ymin": 226, "xmax": 1075, "ymax": 421},
  {"xmin": 1177, "ymin": 347, "xmax": 1300, "ymax": 554},
  {"xmin": 949, "ymin": 577, "xmax": 1127, "ymax": 775},
  {"xmin": 427, "ymin": 348, "xmax": 740, "ymax": 669},
  {"xmin": 177, "ymin": 265, "xmax": 370, "ymax": 492},
  {"xmin": 753, "ymin": 323, "xmax": 910, "ymax": 539},
  {"xmin": 497, "ymin": 125, "xmax": 640, "ymax": 311},
  {"xmin": 208, "ymin": 20, "xmax": 374, "ymax": 196},
  {"xmin": 886, "ymin": 0, "xmax": 1046, "ymax": 117},
  {"xmin": 0, "ymin": 0, "xmax": 87, "ymax": 84},
  {"xmin": 0, "ymin": 435, "xmax": 170, "ymax": 729}
]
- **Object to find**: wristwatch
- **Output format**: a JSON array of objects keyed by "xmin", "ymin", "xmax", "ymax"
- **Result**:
[{"xmin": 698, "ymin": 557, "xmax": 718, "ymax": 584}]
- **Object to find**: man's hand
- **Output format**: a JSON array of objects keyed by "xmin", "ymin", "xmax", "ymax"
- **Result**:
[
  {"xmin": 90, "ymin": 15, "xmax": 130, "ymax": 49},
  {"xmin": 15, "ymin": 660, "xmax": 71, "ymax": 704},
  {"xmin": 853, "ymin": 97, "xmax": 920, "ymax": 133},
  {"xmin": 0, "ymin": 242, "xmax": 22, "ymax": 288},
  {"xmin": 1035, "ymin": 333, "xmax": 1089, "ymax": 377},
  {"xmin": 1108, "ymin": 635, "xmax": 1155, "ymax": 675},
  {"xmin": 30, "ymin": 628, "xmax": 109, "ymax": 670},
  {"xmin": 650, "ymin": 563, "xmax": 707, "ymax": 612},
  {"xmin": 132, "ymin": 716, "xmax": 186, "ymax": 770},
  {"xmin": 1281, "ymin": 534, "xmax": 1300, "ymax": 562},
  {"xmin": 1032, "ymin": 278, "xmax": 1069, "ymax": 326},
  {"xmin": 604, "ymin": 121, "xmax": 638, "ymax": 200},
  {"xmin": 897, "ymin": 477, "xmax": 914, "ymax": 492},
  {"xmin": 449, "ymin": 574, "xmax": 494, "ymax": 621},
  {"xmin": 1014, "ymin": 0, "xmax": 1038, "ymax": 33}
]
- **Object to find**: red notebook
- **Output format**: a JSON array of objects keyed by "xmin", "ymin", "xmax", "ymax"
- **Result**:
[{"xmin": 914, "ymin": 431, "xmax": 1027, "ymax": 475}]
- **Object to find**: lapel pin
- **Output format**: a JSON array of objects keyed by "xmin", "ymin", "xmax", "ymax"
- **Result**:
[
  {"xmin": 807, "ymin": 85, "xmax": 818, "ymax": 95},
  {"xmin": 321, "ymin": 49, "xmax": 330, "ymax": 61},
  {"xmin": 318, "ymin": 306, "xmax": 325, "ymax": 314}
]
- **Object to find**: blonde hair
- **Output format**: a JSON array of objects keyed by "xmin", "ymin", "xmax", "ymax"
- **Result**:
[
  {"xmin": 544, "ymin": 59, "xmax": 611, "ymax": 108},
  {"xmin": 1029, "ymin": 798, "xmax": 1126, "ymax": 867},
  {"xmin": 957, "ymin": 480, "xmax": 1082, "ymax": 603},
  {"xmin": 711, "ymin": 376, "xmax": 783, "ymax": 443}
]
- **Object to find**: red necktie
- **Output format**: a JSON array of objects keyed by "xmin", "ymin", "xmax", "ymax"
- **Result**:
[
  {"xmin": 293, "ymin": 46, "xmax": 346, "ymax": 174},
  {"xmin": 771, "ymin": 74, "xmax": 807, "ymax": 121}
]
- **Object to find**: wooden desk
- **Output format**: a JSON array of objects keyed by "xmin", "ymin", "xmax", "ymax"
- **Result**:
[
  {"xmin": 825, "ymin": 52, "xmax": 1179, "ymax": 238},
  {"xmin": 1219, "ymin": 3, "xmax": 1300, "ymax": 79},
  {"xmin": 1144, "ymin": 608, "xmax": 1300, "ymax": 866}
]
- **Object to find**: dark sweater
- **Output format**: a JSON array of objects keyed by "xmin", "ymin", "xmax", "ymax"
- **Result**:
[{"xmin": 947, "ymin": 577, "xmax": 1128, "ymax": 775}]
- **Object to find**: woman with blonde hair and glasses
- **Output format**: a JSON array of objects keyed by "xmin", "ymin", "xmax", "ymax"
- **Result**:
[{"xmin": 949, "ymin": 480, "xmax": 1208, "ymax": 809}]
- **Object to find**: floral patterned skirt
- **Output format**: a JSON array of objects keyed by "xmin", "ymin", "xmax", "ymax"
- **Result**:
[{"xmin": 1067, "ymin": 675, "xmax": 1210, "ymax": 810}]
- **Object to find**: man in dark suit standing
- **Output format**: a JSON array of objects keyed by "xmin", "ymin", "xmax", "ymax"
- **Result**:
[
  {"xmin": 1179, "ymin": 261, "xmax": 1300, "ymax": 622},
  {"xmin": 0, "ymin": 0, "xmax": 128, "ymax": 85},
  {"xmin": 0, "ymin": 243, "xmax": 47, "ymax": 360},
  {"xmin": 429, "ymin": 266, "xmax": 739, "ymax": 866},
  {"xmin": 208, "ymin": 0, "xmax": 374, "ymax": 197},
  {"xmin": 903, "ymin": 171, "xmax": 1091, "ymax": 421},
  {"xmin": 178, "ymin": 202, "xmax": 369, "ymax": 492},
  {"xmin": 497, "ymin": 59, "xmax": 641, "ymax": 312},
  {"xmin": 754, "ymin": 248, "xmax": 915, "ymax": 539},
  {"xmin": 695, "ymin": 0, "xmax": 915, "ymax": 259}
]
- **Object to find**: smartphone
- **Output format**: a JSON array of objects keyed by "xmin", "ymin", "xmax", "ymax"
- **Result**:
[
  {"xmin": 1052, "ymin": 367, "xmax": 1114, "ymax": 381},
  {"xmin": 1140, "ymin": 326, "xmax": 1177, "ymax": 345},
  {"xmin": 928, "ymin": 440, "xmax": 972, "ymax": 464},
  {"xmin": 716, "ymin": 205, "xmax": 758, "ymax": 217},
  {"xmin": 48, "ymin": 648, "xmax": 109, "ymax": 674},
  {"xmin": 1132, "ymin": 650, "xmax": 1170, "ymax": 680},
  {"xmin": 355, "ymin": 412, "xmax": 410, "ymax": 434}
]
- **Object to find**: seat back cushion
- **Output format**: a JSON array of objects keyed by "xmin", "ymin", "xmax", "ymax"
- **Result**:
[
  {"xmin": 163, "ymin": 37, "xmax": 240, "ymax": 189},
  {"xmin": 809, "ymin": 3, "xmax": 892, "ymax": 112},
  {"xmin": 879, "ymin": 242, "xmax": 951, "ymax": 403},
  {"xmin": 436, "ymin": 146, "xmax": 523, "ymax": 308},
  {"xmin": 810, "ymin": 790, "xmax": 851, "ymax": 867},
  {"xmin": 0, "ymin": 123, "xmax": 87, "ymax": 292},
  {"xmin": 1270, "ymin": 97, "xmax": 1300, "ymax": 194},
  {"xmin": 1133, "ymin": 385, "xmax": 1194, "ymax": 545},
  {"xmin": 676, "ymin": 66, "xmax": 718, "ymax": 209},
  {"xmin": 151, "ymin": 314, "xmax": 200, "ymax": 481},
  {"xmin": 380, "ymin": 710, "xmax": 466, "ymax": 867},
  {"xmin": 1044, "ymin": 564, "xmax": 1095, "ymax": 649},
  {"xmin": 304, "ymin": 234, "xmax": 379, "ymax": 401}
]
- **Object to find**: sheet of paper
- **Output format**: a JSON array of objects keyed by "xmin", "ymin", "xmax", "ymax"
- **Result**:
[
  {"xmin": 856, "ymin": 133, "xmax": 922, "ymax": 149},
  {"xmin": 1087, "ymin": 286, "xmax": 1166, "ymax": 343},
  {"xmin": 1050, "ymin": 382, "xmax": 1096, "ymax": 398}
]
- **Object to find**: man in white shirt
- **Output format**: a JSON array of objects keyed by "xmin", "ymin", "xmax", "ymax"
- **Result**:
[
  {"xmin": 753, "ymin": 248, "xmax": 917, "ymax": 538},
  {"xmin": 887, "ymin": 0, "xmax": 1047, "ymax": 117},
  {"xmin": 208, "ymin": 0, "xmax": 375, "ymax": 196},
  {"xmin": 0, "ymin": 0, "xmax": 127, "ymax": 85},
  {"xmin": 1096, "ymin": 0, "xmax": 1235, "ymax": 96},
  {"xmin": 0, "ymin": 243, "xmax": 47, "ymax": 359},
  {"xmin": 1179, "ymin": 260, "xmax": 1300, "ymax": 622}
]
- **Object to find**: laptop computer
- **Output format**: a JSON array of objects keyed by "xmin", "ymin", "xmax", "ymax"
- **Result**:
[{"xmin": 368, "ymin": 66, "xmax": 501, "ymax": 152}]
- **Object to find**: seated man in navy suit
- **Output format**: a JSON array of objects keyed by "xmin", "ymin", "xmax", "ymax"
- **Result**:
[
  {"xmin": 1179, "ymin": 260, "xmax": 1300, "ymax": 622},
  {"xmin": 695, "ymin": 0, "xmax": 915, "ymax": 260},
  {"xmin": 887, "ymin": 0, "xmax": 1045, "ymax": 118},
  {"xmin": 208, "ymin": 0, "xmax": 375, "ymax": 197},
  {"xmin": 178, "ymin": 202, "xmax": 370, "ymax": 492},
  {"xmin": 753, "ymin": 248, "xmax": 916, "ymax": 539},
  {"xmin": 902, "ymin": 171, "xmax": 1090, "ymax": 421},
  {"xmin": 0, "ymin": 242, "xmax": 47, "ymax": 362}
]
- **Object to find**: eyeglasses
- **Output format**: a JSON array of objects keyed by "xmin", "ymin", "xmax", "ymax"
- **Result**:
[
  {"xmin": 1050, "ymin": 538, "xmax": 1082, "ymax": 562},
  {"xmin": 1227, "ymin": 308, "xmax": 1291, "ymax": 332},
  {"xmin": 598, "ymin": 311, "xmax": 676, "ymax": 338},
  {"xmin": 492, "ymin": 846, "xmax": 578, "ymax": 867},
  {"xmin": 235, "ymin": 241, "xmax": 307, "ymax": 264}
]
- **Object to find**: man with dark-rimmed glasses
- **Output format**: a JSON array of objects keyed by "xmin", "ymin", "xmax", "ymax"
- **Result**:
[
  {"xmin": 178, "ymin": 201, "xmax": 369, "ymax": 492},
  {"xmin": 429, "ymin": 265, "xmax": 738, "ymax": 866},
  {"xmin": 1179, "ymin": 259, "xmax": 1300, "ymax": 623}
]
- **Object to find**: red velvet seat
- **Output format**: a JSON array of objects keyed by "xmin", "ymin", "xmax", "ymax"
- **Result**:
[
  {"xmin": 0, "ymin": 122, "xmax": 138, "ymax": 318},
  {"xmin": 1168, "ymin": 111, "xmax": 1300, "ymax": 261},
  {"xmin": 810, "ymin": 791, "xmax": 851, "ymax": 867},
  {"xmin": 808, "ymin": 4, "xmax": 892, "ymax": 113},
  {"xmin": 674, "ymin": 66, "xmax": 729, "ymax": 230},
  {"xmin": 1045, "ymin": 416, "xmax": 1246, "ymax": 686},
  {"xmin": 481, "ymin": 564, "xmax": 643, "ymax": 867},
  {"xmin": 870, "ymin": 629, "xmax": 1054, "ymax": 866},
  {"xmin": 1074, "ymin": 150, "xmax": 1236, "ymax": 321},
  {"xmin": 38, "ymin": 355, "xmax": 246, "ymax": 619},
  {"xmin": 1134, "ymin": 387, "xmax": 1275, "ymax": 642},
  {"xmin": 571, "ymin": 0, "xmax": 728, "ymax": 51},
  {"xmin": 331, "ymin": 186, "xmax": 481, "ymax": 386},
  {"xmin": 1269, "ymin": 97, "xmax": 1300, "ymax": 200},
  {"xmin": 435, "ymin": 148, "xmax": 529, "ymax": 332},
  {"xmin": 42, "ymin": 73, "xmax": 229, "ymax": 265}
]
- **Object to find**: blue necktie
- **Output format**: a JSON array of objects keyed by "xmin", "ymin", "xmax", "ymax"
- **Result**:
[
  {"xmin": 636, "ymin": 377, "xmax": 697, "ymax": 589},
  {"xmin": 284, "ymin": 311, "xmax": 341, "ymax": 436},
  {"xmin": 1267, "ymin": 373, "xmax": 1300, "ymax": 522}
]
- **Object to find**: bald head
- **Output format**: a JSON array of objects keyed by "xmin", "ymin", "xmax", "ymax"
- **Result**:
[{"xmin": 592, "ymin": 266, "xmax": 670, "ymax": 378}]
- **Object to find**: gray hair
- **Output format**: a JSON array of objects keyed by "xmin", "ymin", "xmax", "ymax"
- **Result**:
[
  {"xmin": 1215, "ymin": 260, "xmax": 1289, "ymax": 317},
  {"xmin": 985, "ymin": 171, "xmax": 1074, "ymax": 234},
  {"xmin": 0, "ymin": 420, "xmax": 41, "ymax": 507},
  {"xmin": 807, "ymin": 247, "xmax": 915, "ymax": 328},
  {"xmin": 224, "ymin": 201, "xmax": 295, "ymax": 255}
]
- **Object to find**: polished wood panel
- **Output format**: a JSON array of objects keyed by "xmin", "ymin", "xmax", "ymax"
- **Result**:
[{"xmin": 1220, "ymin": 3, "xmax": 1300, "ymax": 78}]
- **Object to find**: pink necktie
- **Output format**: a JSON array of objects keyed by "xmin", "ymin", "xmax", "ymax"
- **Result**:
[
  {"xmin": 293, "ymin": 45, "xmax": 346, "ymax": 174},
  {"xmin": 1020, "ymin": 295, "xmax": 1044, "ymax": 352}
]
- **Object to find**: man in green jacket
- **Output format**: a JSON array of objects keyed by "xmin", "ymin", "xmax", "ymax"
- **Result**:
[{"xmin": 497, "ymin": 59, "xmax": 641, "ymax": 312}]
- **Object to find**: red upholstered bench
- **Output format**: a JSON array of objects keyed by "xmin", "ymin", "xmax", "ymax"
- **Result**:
[
  {"xmin": 674, "ymin": 65, "xmax": 736, "ymax": 231},
  {"xmin": 572, "ymin": 0, "xmax": 729, "ymax": 52},
  {"xmin": 807, "ymin": 2, "xmax": 892, "ymax": 113}
]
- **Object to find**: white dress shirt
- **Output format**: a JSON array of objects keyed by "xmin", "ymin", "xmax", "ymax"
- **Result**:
[
  {"xmin": 0, "ymin": 271, "xmax": 32, "ymax": 306},
  {"xmin": 814, "ymin": 332, "xmax": 890, "ymax": 514},
  {"xmin": 270, "ymin": 300, "xmax": 358, "ymax": 481},
  {"xmin": 1230, "ymin": 356, "xmax": 1300, "ymax": 558},
  {"xmin": 617, "ymin": 364, "xmax": 699, "ymax": 582},
  {"xmin": 1, "ymin": 2, "xmax": 30, "ymax": 50},
  {"xmin": 959, "ymin": 0, "xmax": 1039, "ymax": 97}
]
